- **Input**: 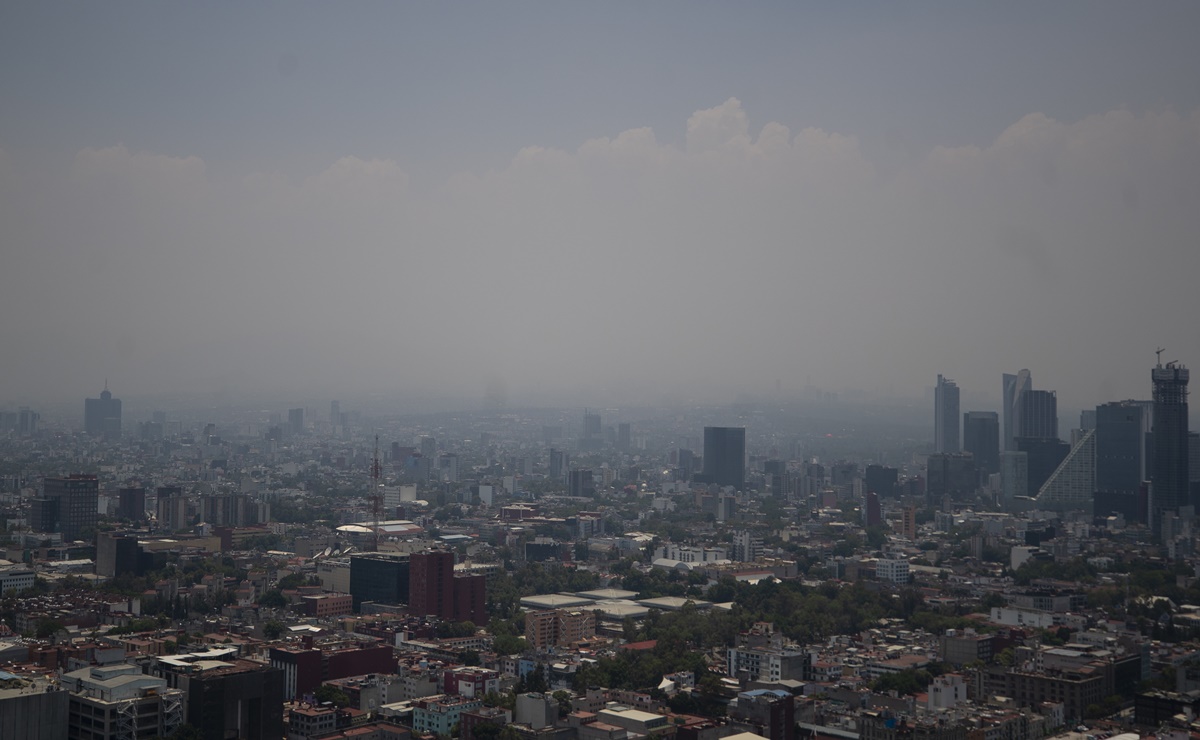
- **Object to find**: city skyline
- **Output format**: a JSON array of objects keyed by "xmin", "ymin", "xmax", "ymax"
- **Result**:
[{"xmin": 2, "ymin": 4, "xmax": 1200, "ymax": 409}]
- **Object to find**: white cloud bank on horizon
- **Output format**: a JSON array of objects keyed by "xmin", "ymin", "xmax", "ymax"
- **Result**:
[{"xmin": 3, "ymin": 99, "xmax": 1199, "ymax": 409}]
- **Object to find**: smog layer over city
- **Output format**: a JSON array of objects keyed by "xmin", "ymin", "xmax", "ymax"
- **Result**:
[{"xmin": 2, "ymin": 4, "xmax": 1200, "ymax": 740}]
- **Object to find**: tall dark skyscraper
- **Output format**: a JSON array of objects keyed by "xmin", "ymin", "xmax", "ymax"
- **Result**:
[
  {"xmin": 1151, "ymin": 360, "xmax": 1190, "ymax": 536},
  {"xmin": 1095, "ymin": 401, "xmax": 1148, "ymax": 495},
  {"xmin": 963, "ymin": 411, "xmax": 1000, "ymax": 476},
  {"xmin": 410, "ymin": 549, "xmax": 454, "ymax": 618},
  {"xmin": 34, "ymin": 474, "xmax": 99, "ymax": 541},
  {"xmin": 349, "ymin": 552, "xmax": 409, "ymax": 610},
  {"xmin": 1003, "ymin": 370, "xmax": 1032, "ymax": 451},
  {"xmin": 84, "ymin": 383, "xmax": 122, "ymax": 440},
  {"xmin": 702, "ymin": 426, "xmax": 746, "ymax": 489},
  {"xmin": 1019, "ymin": 390, "xmax": 1058, "ymax": 439},
  {"xmin": 287, "ymin": 407, "xmax": 304, "ymax": 435},
  {"xmin": 934, "ymin": 374, "xmax": 960, "ymax": 453},
  {"xmin": 1015, "ymin": 436, "xmax": 1070, "ymax": 495}
]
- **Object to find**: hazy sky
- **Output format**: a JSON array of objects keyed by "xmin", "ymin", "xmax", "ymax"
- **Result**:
[{"xmin": 3, "ymin": 2, "xmax": 1200, "ymax": 410}]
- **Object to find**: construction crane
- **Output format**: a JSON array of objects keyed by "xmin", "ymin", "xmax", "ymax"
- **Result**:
[{"xmin": 370, "ymin": 434, "xmax": 383, "ymax": 552}]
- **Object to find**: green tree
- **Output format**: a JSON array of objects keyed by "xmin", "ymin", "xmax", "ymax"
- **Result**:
[
  {"xmin": 552, "ymin": 690, "xmax": 573, "ymax": 717},
  {"xmin": 257, "ymin": 590, "xmax": 288, "ymax": 609},
  {"xmin": 314, "ymin": 684, "xmax": 351, "ymax": 707},
  {"xmin": 493, "ymin": 634, "xmax": 527, "ymax": 655},
  {"xmin": 35, "ymin": 619, "xmax": 65, "ymax": 639},
  {"xmin": 263, "ymin": 620, "xmax": 286, "ymax": 640}
]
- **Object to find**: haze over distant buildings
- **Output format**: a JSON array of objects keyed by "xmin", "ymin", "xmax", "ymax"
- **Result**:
[{"xmin": 1, "ymin": 4, "xmax": 1199, "ymax": 410}]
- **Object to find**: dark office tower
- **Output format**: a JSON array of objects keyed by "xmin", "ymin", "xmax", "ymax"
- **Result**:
[
  {"xmin": 117, "ymin": 487, "xmax": 146, "ymax": 522},
  {"xmin": 863, "ymin": 491, "xmax": 882, "ymax": 528},
  {"xmin": 349, "ymin": 552, "xmax": 410, "ymax": 610},
  {"xmin": 569, "ymin": 469, "xmax": 595, "ymax": 498},
  {"xmin": 617, "ymin": 423, "xmax": 631, "ymax": 451},
  {"xmin": 38, "ymin": 475, "xmax": 99, "ymax": 541},
  {"xmin": 1003, "ymin": 369, "xmax": 1032, "ymax": 451},
  {"xmin": 548, "ymin": 448, "xmax": 568, "ymax": 482},
  {"xmin": 420, "ymin": 436, "xmax": 438, "ymax": 460},
  {"xmin": 583, "ymin": 411, "xmax": 601, "ymax": 438},
  {"xmin": 287, "ymin": 407, "xmax": 304, "ymax": 435},
  {"xmin": 410, "ymin": 550, "xmax": 455, "ymax": 618},
  {"xmin": 963, "ymin": 412, "xmax": 1001, "ymax": 477},
  {"xmin": 934, "ymin": 375, "xmax": 960, "ymax": 453},
  {"xmin": 96, "ymin": 532, "xmax": 142, "ymax": 578},
  {"xmin": 171, "ymin": 661, "xmax": 285, "ymax": 740},
  {"xmin": 1095, "ymin": 401, "xmax": 1147, "ymax": 495},
  {"xmin": 926, "ymin": 453, "xmax": 977, "ymax": 502},
  {"xmin": 1019, "ymin": 390, "xmax": 1058, "ymax": 439},
  {"xmin": 1015, "ymin": 437, "xmax": 1070, "ymax": 494},
  {"xmin": 330, "ymin": 400, "xmax": 340, "ymax": 425},
  {"xmin": 703, "ymin": 426, "xmax": 746, "ymax": 489},
  {"xmin": 17, "ymin": 407, "xmax": 39, "ymax": 436},
  {"xmin": 1151, "ymin": 361, "xmax": 1190, "ymax": 535},
  {"xmin": 84, "ymin": 383, "xmax": 122, "ymax": 440},
  {"xmin": 864, "ymin": 465, "xmax": 898, "ymax": 498}
]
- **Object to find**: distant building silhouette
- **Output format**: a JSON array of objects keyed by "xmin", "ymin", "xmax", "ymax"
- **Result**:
[
  {"xmin": 701, "ymin": 426, "xmax": 746, "ymax": 489},
  {"xmin": 1015, "ymin": 436, "xmax": 1070, "ymax": 494},
  {"xmin": 1003, "ymin": 370, "xmax": 1032, "ymax": 451},
  {"xmin": 963, "ymin": 411, "xmax": 1000, "ymax": 477},
  {"xmin": 1019, "ymin": 390, "xmax": 1058, "ymax": 439},
  {"xmin": 33, "ymin": 474, "xmax": 99, "ymax": 541},
  {"xmin": 864, "ymin": 464, "xmax": 898, "ymax": 498},
  {"xmin": 934, "ymin": 374, "xmax": 960, "ymax": 453},
  {"xmin": 287, "ymin": 407, "xmax": 304, "ymax": 435},
  {"xmin": 1035, "ymin": 429, "xmax": 1095, "ymax": 512},
  {"xmin": 1151, "ymin": 361, "xmax": 1190, "ymax": 538},
  {"xmin": 1095, "ymin": 401, "xmax": 1150, "ymax": 499},
  {"xmin": 84, "ymin": 383, "xmax": 121, "ymax": 440}
]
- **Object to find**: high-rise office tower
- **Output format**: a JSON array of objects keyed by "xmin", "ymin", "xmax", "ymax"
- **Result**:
[
  {"xmin": 617, "ymin": 423, "xmax": 631, "ymax": 451},
  {"xmin": 1019, "ymin": 390, "xmax": 1058, "ymax": 439},
  {"xmin": 410, "ymin": 550, "xmax": 486, "ymax": 624},
  {"xmin": 963, "ymin": 411, "xmax": 1000, "ymax": 476},
  {"xmin": 934, "ymin": 375, "xmax": 960, "ymax": 453},
  {"xmin": 1000, "ymin": 451, "xmax": 1028, "ymax": 507},
  {"xmin": 156, "ymin": 486, "xmax": 187, "ymax": 531},
  {"xmin": 864, "ymin": 465, "xmax": 898, "ymax": 498},
  {"xmin": 1003, "ymin": 370, "xmax": 1032, "ymax": 451},
  {"xmin": 863, "ymin": 491, "xmax": 882, "ymax": 528},
  {"xmin": 1034, "ymin": 429, "xmax": 1095, "ymax": 512},
  {"xmin": 349, "ymin": 552, "xmax": 410, "ymax": 610},
  {"xmin": 548, "ymin": 448, "xmax": 568, "ymax": 482},
  {"xmin": 117, "ymin": 487, "xmax": 146, "ymax": 522},
  {"xmin": 35, "ymin": 474, "xmax": 99, "ymax": 541},
  {"xmin": 1095, "ymin": 401, "xmax": 1148, "ymax": 496},
  {"xmin": 410, "ymin": 550, "xmax": 454, "ymax": 618},
  {"xmin": 287, "ymin": 407, "xmax": 304, "ymax": 435},
  {"xmin": 1151, "ymin": 360, "xmax": 1190, "ymax": 536},
  {"xmin": 330, "ymin": 400, "xmax": 341, "ymax": 425},
  {"xmin": 582, "ymin": 411, "xmax": 601, "ymax": 439},
  {"xmin": 1016, "ymin": 436, "xmax": 1070, "ymax": 493},
  {"xmin": 702, "ymin": 426, "xmax": 746, "ymax": 489},
  {"xmin": 84, "ymin": 383, "xmax": 122, "ymax": 440},
  {"xmin": 568, "ymin": 469, "xmax": 595, "ymax": 497}
]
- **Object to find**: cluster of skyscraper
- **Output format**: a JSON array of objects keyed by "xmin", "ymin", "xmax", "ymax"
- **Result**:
[{"xmin": 933, "ymin": 359, "xmax": 1193, "ymax": 544}]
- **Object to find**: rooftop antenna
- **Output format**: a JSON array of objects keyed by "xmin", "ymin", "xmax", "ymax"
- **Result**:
[
  {"xmin": 370, "ymin": 434, "xmax": 383, "ymax": 552},
  {"xmin": 1156, "ymin": 347, "xmax": 1166, "ymax": 366}
]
